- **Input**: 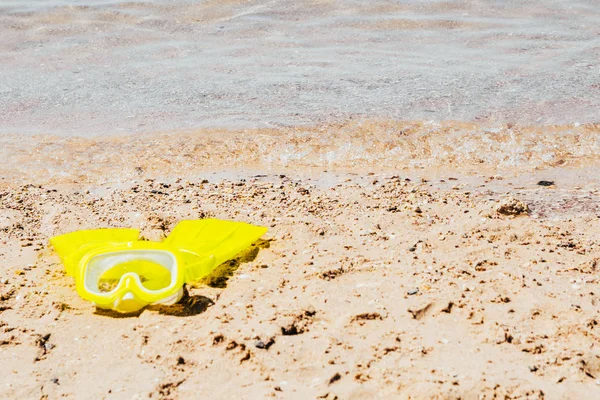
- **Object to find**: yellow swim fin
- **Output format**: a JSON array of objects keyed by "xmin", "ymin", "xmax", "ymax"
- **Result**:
[
  {"xmin": 50, "ymin": 228, "xmax": 140, "ymax": 276},
  {"xmin": 164, "ymin": 219, "xmax": 268, "ymax": 282}
]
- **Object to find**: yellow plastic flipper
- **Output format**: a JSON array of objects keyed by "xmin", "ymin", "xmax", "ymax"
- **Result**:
[{"xmin": 164, "ymin": 219, "xmax": 268, "ymax": 282}]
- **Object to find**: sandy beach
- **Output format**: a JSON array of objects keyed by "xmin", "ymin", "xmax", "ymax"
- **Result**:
[
  {"xmin": 2, "ymin": 0, "xmax": 600, "ymax": 399},
  {"xmin": 2, "ymin": 124, "xmax": 600, "ymax": 398}
]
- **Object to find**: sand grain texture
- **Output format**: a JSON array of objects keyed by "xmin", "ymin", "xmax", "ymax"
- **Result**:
[
  {"xmin": 1, "ymin": 171, "xmax": 600, "ymax": 398},
  {"xmin": 2, "ymin": 0, "xmax": 600, "ymax": 397}
]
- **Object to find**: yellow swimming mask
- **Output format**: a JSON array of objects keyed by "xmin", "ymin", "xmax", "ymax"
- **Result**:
[{"xmin": 50, "ymin": 219, "xmax": 267, "ymax": 313}]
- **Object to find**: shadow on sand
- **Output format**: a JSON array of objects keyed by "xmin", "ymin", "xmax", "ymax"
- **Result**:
[{"xmin": 194, "ymin": 238, "xmax": 271, "ymax": 289}]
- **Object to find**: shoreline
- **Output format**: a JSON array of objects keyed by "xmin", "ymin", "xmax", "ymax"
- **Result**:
[{"xmin": 2, "ymin": 120, "xmax": 600, "ymax": 186}]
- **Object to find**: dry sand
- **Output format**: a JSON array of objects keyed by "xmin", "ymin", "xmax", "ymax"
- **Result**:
[{"xmin": 1, "ymin": 133, "xmax": 600, "ymax": 398}]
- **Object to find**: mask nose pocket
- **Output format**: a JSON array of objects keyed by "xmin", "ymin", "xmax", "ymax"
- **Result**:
[{"xmin": 112, "ymin": 288, "xmax": 147, "ymax": 314}]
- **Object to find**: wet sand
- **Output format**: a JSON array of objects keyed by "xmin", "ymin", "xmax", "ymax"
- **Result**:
[{"xmin": 1, "ymin": 121, "xmax": 600, "ymax": 186}]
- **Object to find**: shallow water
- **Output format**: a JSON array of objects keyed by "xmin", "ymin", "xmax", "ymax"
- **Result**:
[{"xmin": 1, "ymin": 0, "xmax": 599, "ymax": 136}]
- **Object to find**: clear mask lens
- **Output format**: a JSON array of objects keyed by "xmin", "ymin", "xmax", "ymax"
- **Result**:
[
  {"xmin": 85, "ymin": 250, "xmax": 177, "ymax": 295},
  {"xmin": 98, "ymin": 260, "xmax": 172, "ymax": 292}
]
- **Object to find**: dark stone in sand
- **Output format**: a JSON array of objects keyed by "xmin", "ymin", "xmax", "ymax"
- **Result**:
[
  {"xmin": 537, "ymin": 180, "xmax": 555, "ymax": 186},
  {"xmin": 255, "ymin": 340, "xmax": 266, "ymax": 349},
  {"xmin": 328, "ymin": 372, "xmax": 341, "ymax": 385}
]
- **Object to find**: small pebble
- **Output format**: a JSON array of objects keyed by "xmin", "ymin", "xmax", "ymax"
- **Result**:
[
  {"xmin": 537, "ymin": 180, "xmax": 555, "ymax": 186},
  {"xmin": 407, "ymin": 289, "xmax": 419, "ymax": 295}
]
